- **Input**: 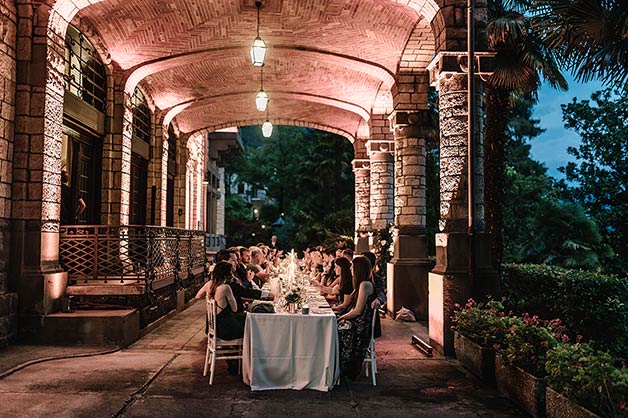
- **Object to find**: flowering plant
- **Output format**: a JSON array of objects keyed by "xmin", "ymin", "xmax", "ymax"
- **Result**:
[
  {"xmin": 451, "ymin": 298, "xmax": 514, "ymax": 348},
  {"xmin": 499, "ymin": 313, "xmax": 560, "ymax": 377},
  {"xmin": 546, "ymin": 343, "xmax": 628, "ymax": 417}
]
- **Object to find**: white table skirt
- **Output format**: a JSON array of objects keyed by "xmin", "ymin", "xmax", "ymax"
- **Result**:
[{"xmin": 242, "ymin": 311, "xmax": 340, "ymax": 391}]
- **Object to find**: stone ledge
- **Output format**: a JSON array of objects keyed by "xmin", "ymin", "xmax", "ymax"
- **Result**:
[{"xmin": 39, "ymin": 309, "xmax": 139, "ymax": 348}]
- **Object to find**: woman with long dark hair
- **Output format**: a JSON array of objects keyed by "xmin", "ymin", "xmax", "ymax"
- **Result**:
[
  {"xmin": 337, "ymin": 255, "xmax": 375, "ymax": 379},
  {"xmin": 331, "ymin": 257, "xmax": 353, "ymax": 313},
  {"xmin": 208, "ymin": 261, "xmax": 246, "ymax": 341}
]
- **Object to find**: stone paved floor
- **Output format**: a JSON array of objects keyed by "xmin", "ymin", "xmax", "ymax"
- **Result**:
[{"xmin": 0, "ymin": 302, "xmax": 525, "ymax": 418}]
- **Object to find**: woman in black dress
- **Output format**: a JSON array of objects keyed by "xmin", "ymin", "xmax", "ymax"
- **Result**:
[
  {"xmin": 337, "ymin": 256, "xmax": 375, "ymax": 379},
  {"xmin": 208, "ymin": 261, "xmax": 246, "ymax": 341}
]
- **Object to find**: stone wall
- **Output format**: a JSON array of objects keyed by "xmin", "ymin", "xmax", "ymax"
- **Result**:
[{"xmin": 0, "ymin": 0, "xmax": 17, "ymax": 346}]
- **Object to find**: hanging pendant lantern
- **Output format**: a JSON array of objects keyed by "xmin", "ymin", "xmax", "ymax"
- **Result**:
[
  {"xmin": 250, "ymin": 2, "xmax": 267, "ymax": 66},
  {"xmin": 256, "ymin": 89, "xmax": 269, "ymax": 111},
  {"xmin": 262, "ymin": 120, "xmax": 273, "ymax": 137}
]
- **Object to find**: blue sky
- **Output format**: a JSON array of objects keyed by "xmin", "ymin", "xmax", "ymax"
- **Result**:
[{"xmin": 530, "ymin": 74, "xmax": 603, "ymax": 178}]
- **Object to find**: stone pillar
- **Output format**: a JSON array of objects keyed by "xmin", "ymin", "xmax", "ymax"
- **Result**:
[
  {"xmin": 426, "ymin": 52, "xmax": 496, "ymax": 355},
  {"xmin": 101, "ymin": 76, "xmax": 132, "ymax": 226},
  {"xmin": 216, "ymin": 166, "xmax": 225, "ymax": 235},
  {"xmin": 0, "ymin": 0, "xmax": 18, "ymax": 345},
  {"xmin": 387, "ymin": 111, "xmax": 434, "ymax": 320},
  {"xmin": 173, "ymin": 133, "xmax": 189, "ymax": 229},
  {"xmin": 369, "ymin": 151, "xmax": 394, "ymax": 231},
  {"xmin": 352, "ymin": 159, "xmax": 370, "ymax": 253},
  {"xmin": 11, "ymin": 4, "xmax": 69, "ymax": 332}
]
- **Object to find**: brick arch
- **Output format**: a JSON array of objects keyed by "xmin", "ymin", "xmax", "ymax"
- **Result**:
[
  {"xmin": 399, "ymin": 19, "xmax": 437, "ymax": 73},
  {"xmin": 172, "ymin": 95, "xmax": 362, "ymax": 140},
  {"xmin": 125, "ymin": 46, "xmax": 396, "ymax": 98},
  {"xmin": 162, "ymin": 91, "xmax": 370, "ymax": 131},
  {"xmin": 193, "ymin": 120, "xmax": 355, "ymax": 144}
]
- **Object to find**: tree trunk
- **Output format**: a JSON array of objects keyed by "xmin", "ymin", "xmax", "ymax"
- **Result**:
[{"xmin": 483, "ymin": 83, "xmax": 510, "ymax": 276}]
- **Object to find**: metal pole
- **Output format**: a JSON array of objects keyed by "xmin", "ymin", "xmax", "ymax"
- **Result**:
[{"xmin": 467, "ymin": 0, "xmax": 476, "ymax": 293}]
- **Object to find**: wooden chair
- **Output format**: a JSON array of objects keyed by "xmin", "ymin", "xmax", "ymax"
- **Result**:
[
  {"xmin": 363, "ymin": 300, "xmax": 380, "ymax": 386},
  {"xmin": 203, "ymin": 299, "xmax": 243, "ymax": 385}
]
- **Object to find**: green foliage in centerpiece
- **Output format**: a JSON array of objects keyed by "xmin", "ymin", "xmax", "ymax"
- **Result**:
[{"xmin": 284, "ymin": 289, "xmax": 302, "ymax": 304}]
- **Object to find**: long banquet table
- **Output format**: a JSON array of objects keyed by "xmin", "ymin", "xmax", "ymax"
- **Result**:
[{"xmin": 242, "ymin": 287, "xmax": 340, "ymax": 391}]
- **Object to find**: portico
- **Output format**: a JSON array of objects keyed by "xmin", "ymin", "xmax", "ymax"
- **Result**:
[{"xmin": 0, "ymin": 0, "xmax": 496, "ymax": 353}]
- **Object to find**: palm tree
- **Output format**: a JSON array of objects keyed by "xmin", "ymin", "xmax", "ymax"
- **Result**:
[
  {"xmin": 483, "ymin": 0, "xmax": 567, "ymax": 274},
  {"xmin": 530, "ymin": 0, "xmax": 628, "ymax": 88}
]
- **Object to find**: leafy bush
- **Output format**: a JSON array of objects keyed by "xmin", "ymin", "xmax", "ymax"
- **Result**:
[
  {"xmin": 372, "ymin": 224, "xmax": 394, "ymax": 277},
  {"xmin": 546, "ymin": 343, "xmax": 628, "ymax": 417},
  {"xmin": 451, "ymin": 299, "xmax": 514, "ymax": 348},
  {"xmin": 503, "ymin": 264, "xmax": 628, "ymax": 357},
  {"xmin": 499, "ymin": 314, "xmax": 559, "ymax": 377}
]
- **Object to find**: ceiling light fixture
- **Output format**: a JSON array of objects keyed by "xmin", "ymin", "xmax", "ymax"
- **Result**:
[
  {"xmin": 256, "ymin": 67, "xmax": 269, "ymax": 111},
  {"xmin": 250, "ymin": 1, "xmax": 267, "ymax": 67},
  {"xmin": 262, "ymin": 107, "xmax": 273, "ymax": 137}
]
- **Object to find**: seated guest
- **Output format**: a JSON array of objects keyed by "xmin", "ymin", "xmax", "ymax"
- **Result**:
[
  {"xmin": 331, "ymin": 257, "xmax": 353, "ymax": 313},
  {"xmin": 337, "ymin": 255, "xmax": 376, "ymax": 379},
  {"xmin": 249, "ymin": 246, "xmax": 271, "ymax": 284},
  {"xmin": 203, "ymin": 261, "xmax": 246, "ymax": 376},
  {"xmin": 310, "ymin": 249, "xmax": 324, "ymax": 276},
  {"xmin": 341, "ymin": 248, "xmax": 354, "ymax": 261},
  {"xmin": 206, "ymin": 261, "xmax": 246, "ymax": 340},
  {"xmin": 360, "ymin": 251, "xmax": 387, "ymax": 308}
]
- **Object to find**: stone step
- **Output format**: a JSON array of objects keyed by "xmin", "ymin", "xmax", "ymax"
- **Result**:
[{"xmin": 39, "ymin": 309, "xmax": 140, "ymax": 348}]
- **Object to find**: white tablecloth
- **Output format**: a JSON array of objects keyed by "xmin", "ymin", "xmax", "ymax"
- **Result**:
[{"xmin": 242, "ymin": 309, "xmax": 339, "ymax": 391}]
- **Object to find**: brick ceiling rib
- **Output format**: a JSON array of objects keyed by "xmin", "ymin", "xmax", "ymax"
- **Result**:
[
  {"xmin": 142, "ymin": 53, "xmax": 380, "ymax": 113},
  {"xmin": 175, "ymin": 96, "xmax": 362, "ymax": 138},
  {"xmin": 163, "ymin": 91, "xmax": 371, "ymax": 128}
]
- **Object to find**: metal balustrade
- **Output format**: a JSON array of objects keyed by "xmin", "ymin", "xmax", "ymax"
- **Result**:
[
  {"xmin": 205, "ymin": 234, "xmax": 227, "ymax": 253},
  {"xmin": 59, "ymin": 225, "xmax": 207, "ymax": 285}
]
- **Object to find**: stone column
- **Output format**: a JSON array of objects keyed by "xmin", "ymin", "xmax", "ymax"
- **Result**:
[
  {"xmin": 216, "ymin": 166, "xmax": 225, "ymax": 235},
  {"xmin": 369, "ymin": 151, "xmax": 394, "ymax": 231},
  {"xmin": 352, "ymin": 159, "xmax": 370, "ymax": 253},
  {"xmin": 11, "ymin": 4, "xmax": 69, "ymax": 330},
  {"xmin": 0, "ymin": 0, "xmax": 18, "ymax": 344},
  {"xmin": 387, "ymin": 111, "xmax": 434, "ymax": 320},
  {"xmin": 426, "ymin": 52, "xmax": 496, "ymax": 355}
]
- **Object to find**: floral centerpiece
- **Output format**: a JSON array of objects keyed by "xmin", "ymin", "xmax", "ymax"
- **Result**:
[
  {"xmin": 284, "ymin": 288, "xmax": 302, "ymax": 304},
  {"xmin": 284, "ymin": 286, "xmax": 303, "ymax": 313}
]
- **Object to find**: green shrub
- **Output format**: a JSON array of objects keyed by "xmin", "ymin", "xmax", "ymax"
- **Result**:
[
  {"xmin": 546, "ymin": 343, "xmax": 628, "ymax": 417},
  {"xmin": 503, "ymin": 264, "xmax": 628, "ymax": 357},
  {"xmin": 499, "ymin": 314, "xmax": 559, "ymax": 377},
  {"xmin": 451, "ymin": 299, "xmax": 514, "ymax": 348}
]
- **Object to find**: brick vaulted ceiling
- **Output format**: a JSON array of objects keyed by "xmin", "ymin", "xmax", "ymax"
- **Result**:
[{"xmin": 76, "ymin": 0, "xmax": 436, "ymax": 138}]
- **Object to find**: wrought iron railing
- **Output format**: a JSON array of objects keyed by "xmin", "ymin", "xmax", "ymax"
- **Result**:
[
  {"xmin": 59, "ymin": 225, "xmax": 206, "ymax": 285},
  {"xmin": 205, "ymin": 233, "xmax": 227, "ymax": 253}
]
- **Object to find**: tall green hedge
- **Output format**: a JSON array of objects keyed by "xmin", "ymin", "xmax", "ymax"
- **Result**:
[{"xmin": 503, "ymin": 264, "xmax": 628, "ymax": 357}]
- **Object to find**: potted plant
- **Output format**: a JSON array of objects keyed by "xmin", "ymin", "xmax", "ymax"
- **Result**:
[
  {"xmin": 452, "ymin": 299, "xmax": 512, "ymax": 382},
  {"xmin": 545, "ymin": 342, "xmax": 628, "ymax": 418},
  {"xmin": 496, "ymin": 314, "xmax": 559, "ymax": 418}
]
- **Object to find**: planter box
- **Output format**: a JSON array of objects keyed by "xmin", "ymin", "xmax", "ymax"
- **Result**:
[
  {"xmin": 495, "ymin": 356, "xmax": 546, "ymax": 418},
  {"xmin": 546, "ymin": 387, "xmax": 600, "ymax": 418},
  {"xmin": 454, "ymin": 332, "xmax": 496, "ymax": 383}
]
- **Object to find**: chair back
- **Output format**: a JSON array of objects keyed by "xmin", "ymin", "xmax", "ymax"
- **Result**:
[
  {"xmin": 370, "ymin": 300, "xmax": 380, "ymax": 340},
  {"xmin": 207, "ymin": 299, "xmax": 217, "ymax": 349}
]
